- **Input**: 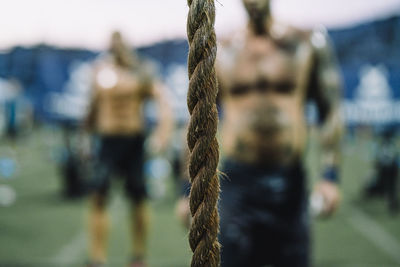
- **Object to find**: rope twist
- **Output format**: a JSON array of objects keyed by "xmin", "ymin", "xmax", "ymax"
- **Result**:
[{"xmin": 187, "ymin": 0, "xmax": 220, "ymax": 266}]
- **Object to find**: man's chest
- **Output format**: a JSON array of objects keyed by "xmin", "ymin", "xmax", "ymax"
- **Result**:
[{"xmin": 220, "ymin": 36, "xmax": 313, "ymax": 96}]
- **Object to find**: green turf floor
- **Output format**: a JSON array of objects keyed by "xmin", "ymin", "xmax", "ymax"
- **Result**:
[{"xmin": 0, "ymin": 128, "xmax": 399, "ymax": 267}]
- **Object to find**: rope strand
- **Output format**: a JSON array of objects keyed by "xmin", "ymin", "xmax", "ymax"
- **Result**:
[{"xmin": 186, "ymin": 0, "xmax": 220, "ymax": 266}]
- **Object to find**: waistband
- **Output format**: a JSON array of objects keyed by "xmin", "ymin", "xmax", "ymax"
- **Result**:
[
  {"xmin": 220, "ymin": 157, "xmax": 304, "ymax": 180},
  {"xmin": 100, "ymin": 133, "xmax": 145, "ymax": 141}
]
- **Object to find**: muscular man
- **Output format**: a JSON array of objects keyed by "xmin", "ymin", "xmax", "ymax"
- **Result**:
[
  {"xmin": 217, "ymin": 0, "xmax": 343, "ymax": 266},
  {"xmin": 85, "ymin": 31, "xmax": 172, "ymax": 267}
]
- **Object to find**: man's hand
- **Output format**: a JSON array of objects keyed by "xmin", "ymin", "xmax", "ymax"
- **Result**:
[
  {"xmin": 148, "ymin": 134, "xmax": 168, "ymax": 155},
  {"xmin": 312, "ymin": 180, "xmax": 341, "ymax": 217},
  {"xmin": 175, "ymin": 197, "xmax": 191, "ymax": 229},
  {"xmin": 77, "ymin": 130, "xmax": 93, "ymax": 160}
]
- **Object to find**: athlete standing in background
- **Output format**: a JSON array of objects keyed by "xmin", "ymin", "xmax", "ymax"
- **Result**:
[
  {"xmin": 216, "ymin": 0, "xmax": 343, "ymax": 266},
  {"xmin": 85, "ymin": 31, "xmax": 172, "ymax": 267}
]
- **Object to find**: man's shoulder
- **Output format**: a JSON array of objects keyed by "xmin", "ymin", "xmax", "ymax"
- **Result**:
[
  {"xmin": 309, "ymin": 26, "xmax": 333, "ymax": 52},
  {"xmin": 273, "ymin": 22, "xmax": 334, "ymax": 56},
  {"xmin": 270, "ymin": 21, "xmax": 313, "ymax": 47},
  {"xmin": 218, "ymin": 22, "xmax": 315, "ymax": 51},
  {"xmin": 217, "ymin": 28, "xmax": 247, "ymax": 71},
  {"xmin": 91, "ymin": 53, "xmax": 115, "ymax": 74},
  {"xmin": 218, "ymin": 28, "xmax": 247, "ymax": 51}
]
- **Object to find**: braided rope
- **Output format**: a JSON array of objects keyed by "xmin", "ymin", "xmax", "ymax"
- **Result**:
[{"xmin": 186, "ymin": 0, "xmax": 220, "ymax": 266}]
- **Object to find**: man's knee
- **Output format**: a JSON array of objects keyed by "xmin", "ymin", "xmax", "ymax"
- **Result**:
[
  {"xmin": 126, "ymin": 180, "xmax": 148, "ymax": 204},
  {"xmin": 91, "ymin": 193, "xmax": 108, "ymax": 209}
]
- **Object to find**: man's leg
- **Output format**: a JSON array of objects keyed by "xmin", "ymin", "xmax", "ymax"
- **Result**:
[
  {"xmin": 130, "ymin": 199, "xmax": 150, "ymax": 262},
  {"xmin": 385, "ymin": 168, "xmax": 399, "ymax": 214},
  {"xmin": 88, "ymin": 193, "xmax": 109, "ymax": 264},
  {"xmin": 220, "ymin": 223, "xmax": 254, "ymax": 267},
  {"xmin": 271, "ymin": 220, "xmax": 310, "ymax": 267},
  {"xmin": 219, "ymin": 172, "xmax": 255, "ymax": 267},
  {"xmin": 125, "ymin": 135, "xmax": 149, "ymax": 264},
  {"xmin": 126, "ymin": 179, "xmax": 150, "ymax": 265},
  {"xmin": 87, "ymin": 137, "xmax": 113, "ymax": 265}
]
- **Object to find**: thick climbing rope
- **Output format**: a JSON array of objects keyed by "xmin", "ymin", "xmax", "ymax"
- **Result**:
[{"xmin": 186, "ymin": 0, "xmax": 220, "ymax": 266}]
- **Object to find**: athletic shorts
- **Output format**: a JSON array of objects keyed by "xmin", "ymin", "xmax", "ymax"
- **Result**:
[
  {"xmin": 219, "ymin": 158, "xmax": 309, "ymax": 267},
  {"xmin": 92, "ymin": 135, "xmax": 147, "ymax": 202}
]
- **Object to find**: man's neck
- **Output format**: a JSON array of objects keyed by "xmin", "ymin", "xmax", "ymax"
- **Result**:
[{"xmin": 249, "ymin": 16, "xmax": 272, "ymax": 36}]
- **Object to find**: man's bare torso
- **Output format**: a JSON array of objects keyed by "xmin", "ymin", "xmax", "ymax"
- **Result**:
[
  {"xmin": 92, "ymin": 59, "xmax": 151, "ymax": 136},
  {"xmin": 218, "ymin": 24, "xmax": 314, "ymax": 167}
]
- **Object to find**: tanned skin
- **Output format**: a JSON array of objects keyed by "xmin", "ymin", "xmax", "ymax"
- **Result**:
[
  {"xmin": 86, "ymin": 31, "xmax": 172, "ymax": 265},
  {"xmin": 217, "ymin": 0, "xmax": 343, "ymax": 215},
  {"xmin": 87, "ymin": 32, "xmax": 172, "ymax": 148},
  {"xmin": 176, "ymin": 0, "xmax": 343, "ymax": 228}
]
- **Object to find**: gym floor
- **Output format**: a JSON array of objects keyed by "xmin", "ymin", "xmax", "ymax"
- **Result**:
[{"xmin": 0, "ymin": 128, "xmax": 399, "ymax": 267}]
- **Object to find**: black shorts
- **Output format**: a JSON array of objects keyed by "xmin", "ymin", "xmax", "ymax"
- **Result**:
[
  {"xmin": 92, "ymin": 135, "xmax": 147, "ymax": 202},
  {"xmin": 219, "ymin": 159, "xmax": 309, "ymax": 267}
]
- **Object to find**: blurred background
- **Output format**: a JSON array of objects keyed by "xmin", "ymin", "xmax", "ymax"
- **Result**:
[{"xmin": 0, "ymin": 0, "xmax": 400, "ymax": 266}]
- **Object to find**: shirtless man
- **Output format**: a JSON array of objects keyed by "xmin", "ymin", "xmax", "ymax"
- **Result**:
[
  {"xmin": 85, "ymin": 31, "xmax": 172, "ymax": 267},
  {"xmin": 216, "ymin": 0, "xmax": 343, "ymax": 266}
]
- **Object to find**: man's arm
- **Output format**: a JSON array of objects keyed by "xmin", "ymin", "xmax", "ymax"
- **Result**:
[
  {"xmin": 309, "ymin": 28, "xmax": 344, "ymax": 215},
  {"xmin": 84, "ymin": 89, "xmax": 98, "ymax": 132},
  {"xmin": 77, "ymin": 68, "xmax": 99, "ymax": 160},
  {"xmin": 144, "ymin": 78, "xmax": 174, "ymax": 154}
]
